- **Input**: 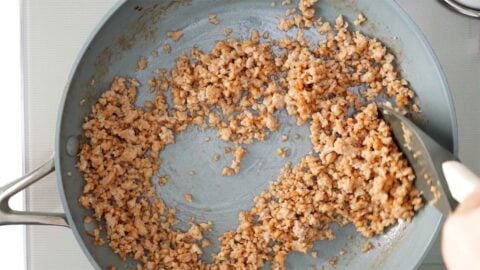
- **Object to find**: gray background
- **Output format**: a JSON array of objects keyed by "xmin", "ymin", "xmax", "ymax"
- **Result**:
[{"xmin": 22, "ymin": 0, "xmax": 480, "ymax": 269}]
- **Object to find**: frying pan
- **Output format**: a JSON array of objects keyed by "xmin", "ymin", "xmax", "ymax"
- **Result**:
[{"xmin": 0, "ymin": 0, "xmax": 458, "ymax": 269}]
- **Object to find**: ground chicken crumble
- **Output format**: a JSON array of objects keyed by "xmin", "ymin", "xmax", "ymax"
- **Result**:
[
  {"xmin": 137, "ymin": 56, "xmax": 148, "ymax": 71},
  {"xmin": 354, "ymin": 12, "xmax": 367, "ymax": 26},
  {"xmin": 167, "ymin": 31, "xmax": 184, "ymax": 42},
  {"xmin": 163, "ymin": 43, "xmax": 172, "ymax": 54},
  {"xmin": 78, "ymin": 1, "xmax": 423, "ymax": 269},
  {"xmin": 208, "ymin": 14, "xmax": 219, "ymax": 25},
  {"xmin": 276, "ymin": 147, "xmax": 288, "ymax": 158},
  {"xmin": 221, "ymin": 146, "xmax": 246, "ymax": 176}
]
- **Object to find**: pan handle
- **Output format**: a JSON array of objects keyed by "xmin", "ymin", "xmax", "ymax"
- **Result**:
[
  {"xmin": 441, "ymin": 0, "xmax": 480, "ymax": 18},
  {"xmin": 0, "ymin": 156, "xmax": 68, "ymax": 227}
]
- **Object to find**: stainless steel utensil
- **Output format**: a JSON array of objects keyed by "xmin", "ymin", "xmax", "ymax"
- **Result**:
[{"xmin": 379, "ymin": 105, "xmax": 480, "ymax": 209}]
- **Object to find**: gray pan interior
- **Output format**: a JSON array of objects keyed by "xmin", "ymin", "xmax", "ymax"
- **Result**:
[{"xmin": 56, "ymin": 0, "xmax": 458, "ymax": 269}]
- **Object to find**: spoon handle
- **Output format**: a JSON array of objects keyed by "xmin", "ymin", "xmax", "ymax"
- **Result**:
[{"xmin": 442, "ymin": 161, "xmax": 480, "ymax": 203}]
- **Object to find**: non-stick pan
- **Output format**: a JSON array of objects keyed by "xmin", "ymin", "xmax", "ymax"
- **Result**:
[{"xmin": 0, "ymin": 1, "xmax": 458, "ymax": 269}]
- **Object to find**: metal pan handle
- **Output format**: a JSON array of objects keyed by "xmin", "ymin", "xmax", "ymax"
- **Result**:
[
  {"xmin": 0, "ymin": 156, "xmax": 68, "ymax": 227},
  {"xmin": 441, "ymin": 0, "xmax": 480, "ymax": 18}
]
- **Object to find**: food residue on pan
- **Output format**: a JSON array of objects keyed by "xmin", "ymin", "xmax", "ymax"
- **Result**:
[
  {"xmin": 223, "ymin": 27, "xmax": 233, "ymax": 37},
  {"xmin": 84, "ymin": 216, "xmax": 93, "ymax": 224},
  {"xmin": 430, "ymin": 184, "xmax": 442, "ymax": 205},
  {"xmin": 412, "ymin": 103, "xmax": 421, "ymax": 113},
  {"xmin": 354, "ymin": 12, "xmax": 367, "ymax": 26},
  {"xmin": 163, "ymin": 43, "xmax": 172, "ymax": 54},
  {"xmin": 78, "ymin": 0, "xmax": 424, "ymax": 269},
  {"xmin": 424, "ymin": 173, "xmax": 432, "ymax": 185},
  {"xmin": 208, "ymin": 13, "xmax": 218, "ymax": 25},
  {"xmin": 157, "ymin": 176, "xmax": 168, "ymax": 186},
  {"xmin": 184, "ymin": 193, "xmax": 193, "ymax": 202},
  {"xmin": 361, "ymin": 241, "xmax": 374, "ymax": 253},
  {"xmin": 402, "ymin": 122, "xmax": 413, "ymax": 151},
  {"xmin": 276, "ymin": 147, "xmax": 288, "ymax": 158},
  {"xmin": 221, "ymin": 167, "xmax": 235, "ymax": 177},
  {"xmin": 136, "ymin": 56, "xmax": 148, "ymax": 71},
  {"xmin": 201, "ymin": 238, "xmax": 211, "ymax": 248},
  {"xmin": 167, "ymin": 30, "xmax": 183, "ymax": 42}
]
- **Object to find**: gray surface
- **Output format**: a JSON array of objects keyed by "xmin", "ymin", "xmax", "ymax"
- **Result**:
[{"xmin": 23, "ymin": 0, "xmax": 480, "ymax": 269}]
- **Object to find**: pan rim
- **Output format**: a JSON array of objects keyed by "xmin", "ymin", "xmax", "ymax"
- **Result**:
[
  {"xmin": 55, "ymin": 1, "xmax": 129, "ymax": 269},
  {"xmin": 382, "ymin": 3, "xmax": 459, "ymax": 269},
  {"xmin": 390, "ymin": 1, "xmax": 459, "ymax": 156},
  {"xmin": 54, "ymin": 1, "xmax": 459, "ymax": 269}
]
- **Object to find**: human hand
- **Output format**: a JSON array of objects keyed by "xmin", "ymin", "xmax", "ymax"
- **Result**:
[{"xmin": 442, "ymin": 186, "xmax": 480, "ymax": 270}]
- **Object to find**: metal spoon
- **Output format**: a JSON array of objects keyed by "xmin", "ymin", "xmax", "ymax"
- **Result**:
[{"xmin": 378, "ymin": 105, "xmax": 480, "ymax": 214}]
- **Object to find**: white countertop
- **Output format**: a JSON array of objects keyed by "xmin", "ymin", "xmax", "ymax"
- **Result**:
[{"xmin": 22, "ymin": 1, "xmax": 480, "ymax": 269}]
